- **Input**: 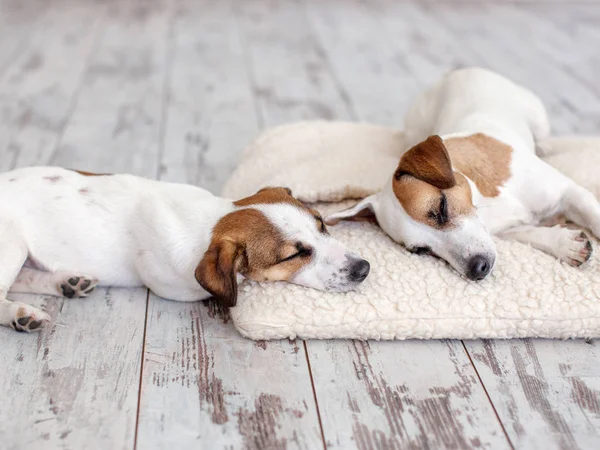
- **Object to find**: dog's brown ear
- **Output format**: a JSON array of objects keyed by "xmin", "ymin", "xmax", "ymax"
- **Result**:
[
  {"xmin": 395, "ymin": 135, "xmax": 456, "ymax": 189},
  {"xmin": 195, "ymin": 239, "xmax": 246, "ymax": 307}
]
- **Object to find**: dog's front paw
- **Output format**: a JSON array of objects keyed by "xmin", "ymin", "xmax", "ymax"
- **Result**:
[
  {"xmin": 561, "ymin": 230, "xmax": 593, "ymax": 267},
  {"xmin": 58, "ymin": 275, "xmax": 98, "ymax": 298},
  {"xmin": 10, "ymin": 303, "xmax": 50, "ymax": 332}
]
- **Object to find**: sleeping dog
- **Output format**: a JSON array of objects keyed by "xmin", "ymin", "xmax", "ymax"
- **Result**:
[
  {"xmin": 326, "ymin": 68, "xmax": 597, "ymax": 280},
  {"xmin": 0, "ymin": 167, "xmax": 369, "ymax": 332}
]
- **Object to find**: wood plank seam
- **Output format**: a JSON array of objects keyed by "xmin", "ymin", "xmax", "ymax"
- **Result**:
[
  {"xmin": 134, "ymin": 289, "xmax": 151, "ymax": 450},
  {"xmin": 461, "ymin": 341, "xmax": 515, "ymax": 450},
  {"xmin": 303, "ymin": 341, "xmax": 327, "ymax": 450},
  {"xmin": 134, "ymin": 2, "xmax": 177, "ymax": 447}
]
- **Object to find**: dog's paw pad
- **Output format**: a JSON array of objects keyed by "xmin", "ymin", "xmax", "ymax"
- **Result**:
[
  {"xmin": 59, "ymin": 275, "xmax": 98, "ymax": 298},
  {"xmin": 563, "ymin": 231, "xmax": 593, "ymax": 267},
  {"xmin": 11, "ymin": 305, "xmax": 50, "ymax": 332}
]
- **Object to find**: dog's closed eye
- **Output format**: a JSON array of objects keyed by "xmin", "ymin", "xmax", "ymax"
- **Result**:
[
  {"xmin": 428, "ymin": 194, "xmax": 449, "ymax": 226},
  {"xmin": 279, "ymin": 243, "xmax": 313, "ymax": 263}
]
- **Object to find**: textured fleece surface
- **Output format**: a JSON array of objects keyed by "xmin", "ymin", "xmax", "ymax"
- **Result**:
[{"xmin": 222, "ymin": 121, "xmax": 600, "ymax": 340}]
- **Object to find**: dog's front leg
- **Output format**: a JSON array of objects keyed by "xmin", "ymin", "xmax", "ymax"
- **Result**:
[
  {"xmin": 499, "ymin": 225, "xmax": 593, "ymax": 267},
  {"xmin": 0, "ymin": 233, "xmax": 50, "ymax": 332}
]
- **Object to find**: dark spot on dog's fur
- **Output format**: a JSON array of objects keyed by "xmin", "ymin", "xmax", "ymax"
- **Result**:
[
  {"xmin": 80, "ymin": 280, "xmax": 91, "ymax": 291},
  {"xmin": 68, "ymin": 277, "xmax": 79, "ymax": 286},
  {"xmin": 17, "ymin": 317, "xmax": 29, "ymax": 326},
  {"xmin": 44, "ymin": 175, "xmax": 61, "ymax": 183},
  {"xmin": 61, "ymin": 284, "xmax": 75, "ymax": 298},
  {"xmin": 29, "ymin": 320, "xmax": 42, "ymax": 330},
  {"xmin": 79, "ymin": 188, "xmax": 90, "ymax": 195},
  {"xmin": 8, "ymin": 178, "xmax": 16, "ymax": 182}
]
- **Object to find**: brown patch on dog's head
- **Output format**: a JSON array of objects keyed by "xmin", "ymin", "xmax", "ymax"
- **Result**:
[
  {"xmin": 195, "ymin": 208, "xmax": 314, "ymax": 307},
  {"xmin": 393, "ymin": 173, "xmax": 474, "ymax": 229},
  {"xmin": 234, "ymin": 186, "xmax": 297, "ymax": 207},
  {"xmin": 234, "ymin": 186, "xmax": 327, "ymax": 233},
  {"xmin": 395, "ymin": 135, "xmax": 456, "ymax": 190},
  {"xmin": 69, "ymin": 169, "xmax": 112, "ymax": 177},
  {"xmin": 393, "ymin": 136, "xmax": 475, "ymax": 228},
  {"xmin": 443, "ymin": 133, "xmax": 512, "ymax": 197}
]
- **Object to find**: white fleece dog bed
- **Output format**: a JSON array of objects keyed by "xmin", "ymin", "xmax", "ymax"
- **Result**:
[{"xmin": 223, "ymin": 121, "xmax": 600, "ymax": 341}]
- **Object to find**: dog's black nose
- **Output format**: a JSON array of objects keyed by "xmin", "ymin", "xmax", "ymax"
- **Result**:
[
  {"xmin": 467, "ymin": 255, "xmax": 492, "ymax": 281},
  {"xmin": 349, "ymin": 259, "xmax": 370, "ymax": 282}
]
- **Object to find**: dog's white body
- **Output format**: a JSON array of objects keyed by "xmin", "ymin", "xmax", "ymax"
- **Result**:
[
  {"xmin": 0, "ymin": 167, "xmax": 368, "ymax": 332},
  {"xmin": 1, "ymin": 167, "xmax": 230, "ymax": 299},
  {"xmin": 328, "ymin": 68, "xmax": 599, "ymax": 278}
]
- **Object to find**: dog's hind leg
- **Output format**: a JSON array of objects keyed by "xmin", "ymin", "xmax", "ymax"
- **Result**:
[
  {"xmin": 561, "ymin": 184, "xmax": 600, "ymax": 239},
  {"xmin": 0, "ymin": 224, "xmax": 50, "ymax": 332},
  {"xmin": 10, "ymin": 268, "xmax": 98, "ymax": 298},
  {"xmin": 499, "ymin": 225, "xmax": 593, "ymax": 267}
]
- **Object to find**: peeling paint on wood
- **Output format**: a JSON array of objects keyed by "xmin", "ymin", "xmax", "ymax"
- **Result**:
[
  {"xmin": 465, "ymin": 339, "xmax": 600, "ymax": 449},
  {"xmin": 137, "ymin": 295, "xmax": 322, "ymax": 449},
  {"xmin": 307, "ymin": 340, "xmax": 509, "ymax": 449},
  {"xmin": 0, "ymin": 288, "xmax": 147, "ymax": 449}
]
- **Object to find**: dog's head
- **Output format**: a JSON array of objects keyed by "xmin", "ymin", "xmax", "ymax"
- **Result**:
[
  {"xmin": 195, "ymin": 187, "xmax": 370, "ymax": 306},
  {"xmin": 325, "ymin": 135, "xmax": 496, "ymax": 281}
]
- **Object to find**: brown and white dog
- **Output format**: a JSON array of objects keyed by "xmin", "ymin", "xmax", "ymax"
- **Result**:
[
  {"xmin": 326, "ymin": 68, "xmax": 598, "ymax": 280},
  {"xmin": 0, "ymin": 167, "xmax": 369, "ymax": 332}
]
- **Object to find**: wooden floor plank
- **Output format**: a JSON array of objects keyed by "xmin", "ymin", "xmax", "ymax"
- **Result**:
[
  {"xmin": 235, "ymin": 0, "xmax": 353, "ymax": 127},
  {"xmin": 138, "ymin": 297, "xmax": 322, "ymax": 450},
  {"xmin": 0, "ymin": 289, "xmax": 148, "ymax": 450},
  {"xmin": 420, "ymin": 1, "xmax": 600, "ymax": 134},
  {"xmin": 304, "ymin": 0, "xmax": 427, "ymax": 126},
  {"xmin": 0, "ymin": 2, "xmax": 105, "ymax": 171},
  {"xmin": 0, "ymin": 1, "xmax": 47, "ymax": 79},
  {"xmin": 464, "ymin": 339, "xmax": 600, "ymax": 450},
  {"xmin": 136, "ymin": 2, "xmax": 324, "ymax": 448},
  {"xmin": 0, "ymin": 1, "xmax": 171, "ymax": 449},
  {"xmin": 157, "ymin": 0, "xmax": 258, "ymax": 192},
  {"xmin": 308, "ymin": 340, "xmax": 510, "ymax": 449},
  {"xmin": 51, "ymin": 0, "xmax": 172, "ymax": 175}
]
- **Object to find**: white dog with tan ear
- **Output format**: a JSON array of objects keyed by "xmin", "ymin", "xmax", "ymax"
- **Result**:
[
  {"xmin": 0, "ymin": 168, "xmax": 369, "ymax": 333},
  {"xmin": 327, "ymin": 68, "xmax": 598, "ymax": 280}
]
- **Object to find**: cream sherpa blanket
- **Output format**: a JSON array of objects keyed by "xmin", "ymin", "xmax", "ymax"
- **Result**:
[{"xmin": 222, "ymin": 121, "xmax": 600, "ymax": 341}]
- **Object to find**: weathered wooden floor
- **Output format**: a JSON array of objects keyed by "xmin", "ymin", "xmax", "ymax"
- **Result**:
[{"xmin": 1, "ymin": 0, "xmax": 600, "ymax": 449}]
